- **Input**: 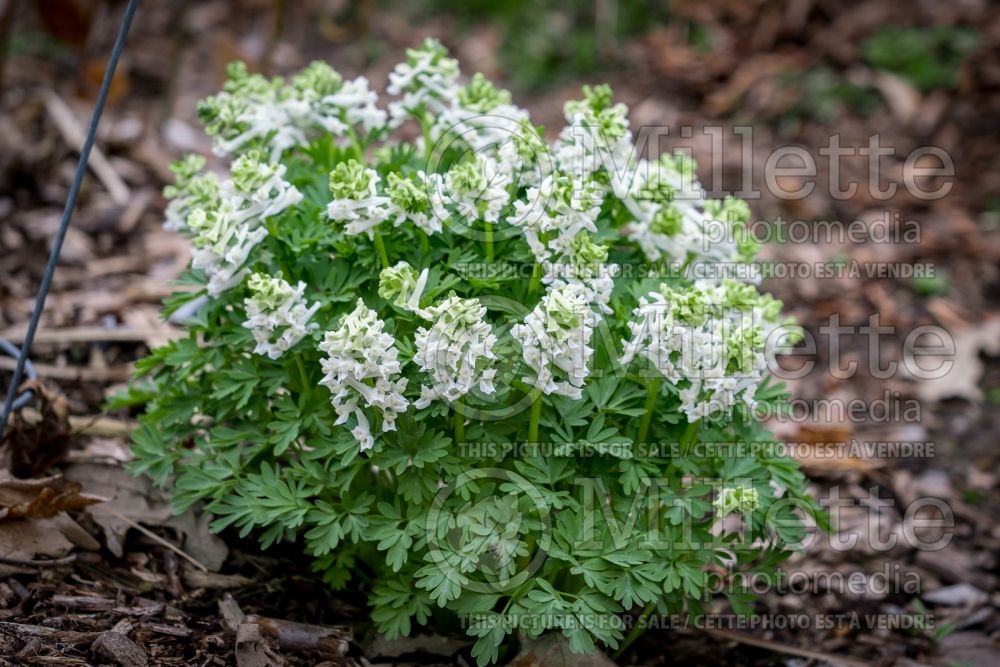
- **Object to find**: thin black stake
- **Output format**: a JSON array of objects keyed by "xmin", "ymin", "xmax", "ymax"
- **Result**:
[{"xmin": 0, "ymin": 0, "xmax": 140, "ymax": 436}]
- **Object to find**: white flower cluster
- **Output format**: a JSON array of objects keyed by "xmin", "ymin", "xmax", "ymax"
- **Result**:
[
  {"xmin": 186, "ymin": 152, "xmax": 301, "ymax": 296},
  {"xmin": 554, "ymin": 85, "xmax": 634, "ymax": 188},
  {"xmin": 199, "ymin": 61, "xmax": 386, "ymax": 161},
  {"xmin": 620, "ymin": 281, "xmax": 780, "ymax": 421},
  {"xmin": 413, "ymin": 295, "xmax": 498, "ymax": 408},
  {"xmin": 431, "ymin": 154, "xmax": 511, "ymax": 225},
  {"xmin": 318, "ymin": 300, "xmax": 409, "ymax": 450},
  {"xmin": 510, "ymin": 173, "xmax": 602, "ymax": 263},
  {"xmin": 542, "ymin": 232, "xmax": 619, "ymax": 317},
  {"xmin": 431, "ymin": 73, "xmax": 540, "ymax": 176},
  {"xmin": 242, "ymin": 273, "xmax": 320, "ymax": 359},
  {"xmin": 511, "ymin": 284, "xmax": 595, "ymax": 399},
  {"xmin": 624, "ymin": 156, "xmax": 759, "ymax": 272},
  {"xmin": 387, "ymin": 38, "xmax": 460, "ymax": 121}
]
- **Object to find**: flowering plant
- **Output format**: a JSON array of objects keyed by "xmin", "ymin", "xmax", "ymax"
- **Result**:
[{"xmin": 123, "ymin": 39, "xmax": 820, "ymax": 664}]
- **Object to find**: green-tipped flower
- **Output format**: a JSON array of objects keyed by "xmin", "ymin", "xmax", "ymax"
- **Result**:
[
  {"xmin": 705, "ymin": 195, "xmax": 751, "ymax": 226},
  {"xmin": 448, "ymin": 159, "xmax": 487, "ymax": 195},
  {"xmin": 247, "ymin": 272, "xmax": 297, "ymax": 311},
  {"xmin": 378, "ymin": 261, "xmax": 428, "ymax": 312},
  {"xmin": 386, "ymin": 172, "xmax": 431, "ymax": 216},
  {"xmin": 385, "ymin": 172, "xmax": 439, "ymax": 235},
  {"xmin": 726, "ymin": 323, "xmax": 765, "ymax": 374},
  {"xmin": 167, "ymin": 154, "xmax": 206, "ymax": 188},
  {"xmin": 569, "ymin": 232, "xmax": 609, "ymax": 266},
  {"xmin": 222, "ymin": 61, "xmax": 281, "ymax": 97},
  {"xmin": 661, "ymin": 284, "xmax": 709, "ymax": 326},
  {"xmin": 564, "ymin": 84, "xmax": 629, "ymax": 143},
  {"xmin": 543, "ymin": 284, "xmax": 586, "ymax": 332},
  {"xmin": 402, "ymin": 38, "xmax": 459, "ymax": 83},
  {"xmin": 329, "ymin": 159, "xmax": 374, "ymax": 200},
  {"xmin": 511, "ymin": 284, "xmax": 594, "ymax": 399},
  {"xmin": 722, "ymin": 280, "xmax": 761, "ymax": 311},
  {"xmin": 232, "ymin": 151, "xmax": 281, "ymax": 193},
  {"xmin": 387, "ymin": 38, "xmax": 460, "ymax": 117},
  {"xmin": 509, "ymin": 120, "xmax": 548, "ymax": 164},
  {"xmin": 197, "ymin": 62, "xmax": 281, "ymax": 142},
  {"xmin": 458, "ymin": 73, "xmax": 512, "ymax": 113},
  {"xmin": 651, "ymin": 204, "xmax": 683, "ymax": 236},
  {"xmin": 705, "ymin": 196, "xmax": 758, "ymax": 261},
  {"xmin": 243, "ymin": 272, "xmax": 320, "ymax": 359},
  {"xmin": 163, "ymin": 155, "xmax": 220, "ymax": 232},
  {"xmin": 714, "ymin": 486, "xmax": 760, "ymax": 515},
  {"xmin": 659, "ymin": 152, "xmax": 697, "ymax": 183},
  {"xmin": 291, "ymin": 61, "xmax": 343, "ymax": 99}
]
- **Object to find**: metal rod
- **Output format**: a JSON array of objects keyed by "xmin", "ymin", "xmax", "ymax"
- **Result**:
[{"xmin": 0, "ymin": 0, "xmax": 141, "ymax": 435}]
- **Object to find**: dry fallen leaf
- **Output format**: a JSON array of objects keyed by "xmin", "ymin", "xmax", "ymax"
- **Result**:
[
  {"xmin": 510, "ymin": 633, "xmax": 617, "ymax": 667},
  {"xmin": 1, "ymin": 379, "xmax": 72, "ymax": 478},
  {"xmin": 65, "ymin": 462, "xmax": 229, "ymax": 571},
  {"xmin": 0, "ymin": 513, "xmax": 99, "ymax": 575},
  {"xmin": 0, "ymin": 474, "xmax": 104, "ymax": 520},
  {"xmin": 911, "ymin": 317, "xmax": 1000, "ymax": 402}
]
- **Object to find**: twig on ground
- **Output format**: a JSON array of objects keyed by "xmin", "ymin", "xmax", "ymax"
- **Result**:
[
  {"xmin": 91, "ymin": 505, "xmax": 209, "ymax": 572},
  {"xmin": 41, "ymin": 90, "xmax": 131, "ymax": 207},
  {"xmin": 704, "ymin": 627, "xmax": 872, "ymax": 667},
  {"xmin": 245, "ymin": 614, "xmax": 352, "ymax": 657},
  {"xmin": 0, "ymin": 621, "xmax": 100, "ymax": 644},
  {"xmin": 0, "ymin": 356, "xmax": 133, "ymax": 383},
  {"xmin": 4, "ymin": 407, "xmax": 137, "ymax": 438},
  {"xmin": 0, "ymin": 554, "xmax": 76, "ymax": 568},
  {"xmin": 0, "ymin": 324, "xmax": 178, "ymax": 346}
]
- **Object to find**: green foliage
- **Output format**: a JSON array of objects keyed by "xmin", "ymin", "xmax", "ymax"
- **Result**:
[
  {"xmin": 863, "ymin": 25, "xmax": 979, "ymax": 92},
  {"xmin": 781, "ymin": 67, "xmax": 881, "ymax": 123},
  {"xmin": 416, "ymin": 0, "xmax": 670, "ymax": 90}
]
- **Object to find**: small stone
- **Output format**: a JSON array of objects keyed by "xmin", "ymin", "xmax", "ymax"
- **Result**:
[
  {"xmin": 91, "ymin": 631, "xmax": 148, "ymax": 667},
  {"xmin": 922, "ymin": 583, "xmax": 989, "ymax": 607},
  {"xmin": 508, "ymin": 633, "xmax": 617, "ymax": 667}
]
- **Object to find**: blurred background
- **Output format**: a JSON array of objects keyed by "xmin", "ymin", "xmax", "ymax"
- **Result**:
[{"xmin": 1, "ymin": 0, "xmax": 999, "ymax": 665}]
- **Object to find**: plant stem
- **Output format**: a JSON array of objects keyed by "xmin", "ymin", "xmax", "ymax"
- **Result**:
[
  {"xmin": 636, "ymin": 376, "xmax": 662, "ymax": 444},
  {"xmin": 454, "ymin": 404, "xmax": 465, "ymax": 444},
  {"xmin": 484, "ymin": 220, "xmax": 494, "ymax": 262},
  {"xmin": 679, "ymin": 419, "xmax": 700, "ymax": 456},
  {"xmin": 373, "ymin": 232, "xmax": 390, "ymax": 270},
  {"xmin": 527, "ymin": 393, "xmax": 542, "ymax": 442},
  {"xmin": 615, "ymin": 600, "xmax": 656, "ymax": 659},
  {"xmin": 527, "ymin": 264, "xmax": 541, "ymax": 298},
  {"xmin": 348, "ymin": 128, "xmax": 365, "ymax": 160},
  {"xmin": 420, "ymin": 113, "xmax": 434, "ymax": 167},
  {"xmin": 294, "ymin": 353, "xmax": 311, "ymax": 408}
]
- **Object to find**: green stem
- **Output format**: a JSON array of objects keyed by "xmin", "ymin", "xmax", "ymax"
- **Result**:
[
  {"xmin": 348, "ymin": 127, "xmax": 365, "ymax": 161},
  {"xmin": 419, "ymin": 229, "xmax": 429, "ymax": 257},
  {"xmin": 454, "ymin": 404, "xmax": 465, "ymax": 444},
  {"xmin": 294, "ymin": 353, "xmax": 311, "ymax": 408},
  {"xmin": 373, "ymin": 231, "xmax": 390, "ymax": 270},
  {"xmin": 679, "ymin": 419, "xmax": 700, "ymax": 457},
  {"xmin": 420, "ymin": 113, "xmax": 434, "ymax": 167},
  {"xmin": 484, "ymin": 220, "xmax": 494, "ymax": 262},
  {"xmin": 615, "ymin": 600, "xmax": 657, "ymax": 659},
  {"xmin": 527, "ymin": 393, "xmax": 542, "ymax": 442},
  {"xmin": 636, "ymin": 376, "xmax": 662, "ymax": 444},
  {"xmin": 527, "ymin": 264, "xmax": 541, "ymax": 298}
]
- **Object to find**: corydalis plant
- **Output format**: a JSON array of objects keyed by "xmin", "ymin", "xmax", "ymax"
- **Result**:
[{"xmin": 124, "ymin": 38, "xmax": 819, "ymax": 665}]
